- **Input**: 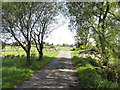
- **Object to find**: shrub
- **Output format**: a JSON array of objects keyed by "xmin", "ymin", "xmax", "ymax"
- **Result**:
[
  {"xmin": 71, "ymin": 51, "xmax": 118, "ymax": 88},
  {"xmin": 80, "ymin": 45, "xmax": 86, "ymax": 49},
  {"xmin": 70, "ymin": 48, "xmax": 76, "ymax": 51},
  {"xmin": 89, "ymin": 58, "xmax": 101, "ymax": 67}
]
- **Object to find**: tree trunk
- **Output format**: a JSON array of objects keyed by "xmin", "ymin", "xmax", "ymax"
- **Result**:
[
  {"xmin": 99, "ymin": 35, "xmax": 106, "ymax": 54},
  {"xmin": 26, "ymin": 50, "xmax": 31, "ymax": 65},
  {"xmin": 26, "ymin": 42, "xmax": 31, "ymax": 65},
  {"xmin": 38, "ymin": 43, "xmax": 43, "ymax": 60},
  {"xmin": 38, "ymin": 52, "xmax": 43, "ymax": 60}
]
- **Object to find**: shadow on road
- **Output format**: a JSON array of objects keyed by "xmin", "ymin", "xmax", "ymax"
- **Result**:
[{"xmin": 17, "ymin": 52, "xmax": 80, "ymax": 88}]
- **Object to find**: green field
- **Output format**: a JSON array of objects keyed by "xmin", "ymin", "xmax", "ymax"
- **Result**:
[
  {"xmin": 71, "ymin": 51, "xmax": 118, "ymax": 88},
  {"xmin": 0, "ymin": 45, "xmax": 73, "ymax": 56},
  {"xmin": 2, "ymin": 45, "xmax": 59, "ymax": 88},
  {"xmin": 56, "ymin": 46, "xmax": 73, "ymax": 51},
  {"xmin": 0, "ymin": 45, "xmax": 37, "ymax": 56}
]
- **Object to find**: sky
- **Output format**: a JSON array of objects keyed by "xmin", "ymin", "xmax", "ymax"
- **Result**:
[
  {"xmin": 3, "ymin": 14, "xmax": 75, "ymax": 45},
  {"xmin": 45, "ymin": 14, "xmax": 75, "ymax": 45},
  {"xmin": 45, "ymin": 22, "xmax": 75, "ymax": 45}
]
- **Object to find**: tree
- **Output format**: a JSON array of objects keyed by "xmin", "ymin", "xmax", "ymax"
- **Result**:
[
  {"xmin": 31, "ymin": 3, "xmax": 61, "ymax": 60},
  {"xmin": 1, "ymin": 42, "xmax": 6, "ymax": 50},
  {"xmin": 2, "ymin": 2, "xmax": 42, "ymax": 65},
  {"xmin": 67, "ymin": 2, "xmax": 119, "ymax": 60},
  {"xmin": 66, "ymin": 2, "xmax": 120, "ymax": 83}
]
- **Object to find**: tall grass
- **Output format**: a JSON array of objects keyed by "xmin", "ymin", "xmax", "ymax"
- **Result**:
[
  {"xmin": 2, "ymin": 51, "xmax": 59, "ymax": 88},
  {"xmin": 71, "ymin": 51, "xmax": 118, "ymax": 88}
]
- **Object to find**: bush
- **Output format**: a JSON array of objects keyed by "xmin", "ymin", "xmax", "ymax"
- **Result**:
[
  {"xmin": 80, "ymin": 45, "xmax": 86, "ymax": 49},
  {"xmin": 70, "ymin": 48, "xmax": 76, "ymax": 51},
  {"xmin": 89, "ymin": 58, "xmax": 101, "ymax": 67},
  {"xmin": 71, "ymin": 51, "xmax": 118, "ymax": 88}
]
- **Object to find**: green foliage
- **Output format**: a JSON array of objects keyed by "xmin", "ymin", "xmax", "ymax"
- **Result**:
[
  {"xmin": 71, "ymin": 51, "xmax": 118, "ymax": 88},
  {"xmin": 2, "ymin": 2, "xmax": 61, "ymax": 65},
  {"xmin": 80, "ymin": 45, "xmax": 86, "ymax": 49},
  {"xmin": 2, "ymin": 51, "xmax": 59, "ymax": 88},
  {"xmin": 70, "ymin": 48, "xmax": 76, "ymax": 51},
  {"xmin": 67, "ymin": 2, "xmax": 120, "ymax": 59},
  {"xmin": 67, "ymin": 2, "xmax": 120, "ymax": 87},
  {"xmin": 76, "ymin": 67, "xmax": 118, "ymax": 88}
]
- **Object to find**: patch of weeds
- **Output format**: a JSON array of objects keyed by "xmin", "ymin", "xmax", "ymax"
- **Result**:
[{"xmin": 71, "ymin": 51, "xmax": 118, "ymax": 88}]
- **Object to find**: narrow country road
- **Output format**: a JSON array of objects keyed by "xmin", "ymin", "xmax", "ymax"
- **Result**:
[{"xmin": 17, "ymin": 51, "xmax": 80, "ymax": 88}]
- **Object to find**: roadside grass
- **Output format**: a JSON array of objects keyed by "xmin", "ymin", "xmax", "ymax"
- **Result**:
[
  {"xmin": 71, "ymin": 51, "xmax": 118, "ymax": 88},
  {"xmin": 2, "ymin": 51, "xmax": 59, "ymax": 88}
]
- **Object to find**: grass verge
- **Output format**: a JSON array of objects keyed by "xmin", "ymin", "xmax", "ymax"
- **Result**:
[
  {"xmin": 2, "ymin": 51, "xmax": 59, "ymax": 88},
  {"xmin": 71, "ymin": 51, "xmax": 118, "ymax": 88}
]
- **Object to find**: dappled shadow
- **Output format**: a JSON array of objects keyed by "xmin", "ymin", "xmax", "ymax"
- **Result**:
[
  {"xmin": 2, "ymin": 55, "xmax": 55, "ymax": 88},
  {"xmin": 17, "ymin": 56, "xmax": 80, "ymax": 88},
  {"xmin": 72, "ymin": 55, "xmax": 119, "ymax": 88}
]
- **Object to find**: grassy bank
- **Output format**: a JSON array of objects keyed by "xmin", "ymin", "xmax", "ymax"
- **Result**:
[
  {"xmin": 71, "ymin": 51, "xmax": 118, "ymax": 88},
  {"xmin": 2, "ymin": 51, "xmax": 59, "ymax": 88}
]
